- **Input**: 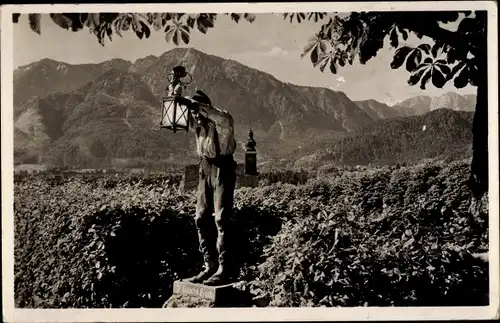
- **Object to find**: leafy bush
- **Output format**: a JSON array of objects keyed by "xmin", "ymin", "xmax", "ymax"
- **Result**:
[
  {"xmin": 14, "ymin": 159, "xmax": 488, "ymax": 308},
  {"xmin": 259, "ymin": 169, "xmax": 310, "ymax": 186},
  {"xmin": 14, "ymin": 171, "xmax": 183, "ymax": 189},
  {"xmin": 14, "ymin": 179, "xmax": 288, "ymax": 308},
  {"xmin": 247, "ymin": 159, "xmax": 489, "ymax": 307}
]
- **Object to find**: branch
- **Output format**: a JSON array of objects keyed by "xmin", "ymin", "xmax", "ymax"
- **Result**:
[{"xmin": 392, "ymin": 13, "xmax": 473, "ymax": 54}]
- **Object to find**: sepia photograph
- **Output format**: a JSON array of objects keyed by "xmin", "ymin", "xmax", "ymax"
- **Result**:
[{"xmin": 1, "ymin": 1, "xmax": 498, "ymax": 322}]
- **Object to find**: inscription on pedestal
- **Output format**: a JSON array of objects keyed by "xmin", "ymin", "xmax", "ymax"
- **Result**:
[{"xmin": 172, "ymin": 280, "xmax": 233, "ymax": 302}]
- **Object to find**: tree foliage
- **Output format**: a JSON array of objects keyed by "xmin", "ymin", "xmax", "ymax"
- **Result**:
[{"xmin": 299, "ymin": 11, "xmax": 485, "ymax": 91}]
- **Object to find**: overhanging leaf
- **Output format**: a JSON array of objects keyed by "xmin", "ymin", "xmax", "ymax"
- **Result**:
[
  {"xmin": 13, "ymin": 13, "xmax": 21, "ymax": 23},
  {"xmin": 317, "ymin": 55, "xmax": 330, "ymax": 72},
  {"xmin": 89, "ymin": 13, "xmax": 101, "ymax": 31},
  {"xmin": 415, "ymin": 61, "xmax": 431, "ymax": 71},
  {"xmin": 314, "ymin": 53, "xmax": 328, "ymax": 68},
  {"xmin": 321, "ymin": 18, "xmax": 337, "ymax": 39},
  {"xmin": 310, "ymin": 46, "xmax": 320, "ymax": 64},
  {"xmin": 436, "ymin": 12, "xmax": 460, "ymax": 24},
  {"xmin": 302, "ymin": 35, "xmax": 325, "ymax": 60},
  {"xmin": 436, "ymin": 64, "xmax": 451, "ymax": 78},
  {"xmin": 420, "ymin": 69, "xmax": 432, "ymax": 90},
  {"xmin": 431, "ymin": 66, "xmax": 446, "ymax": 88},
  {"xmin": 308, "ymin": 12, "xmax": 326, "ymax": 22},
  {"xmin": 230, "ymin": 13, "xmax": 240, "ymax": 23},
  {"xmin": 329, "ymin": 59, "xmax": 338, "ymax": 74},
  {"xmin": 113, "ymin": 21, "xmax": 123, "ymax": 37},
  {"xmin": 319, "ymin": 41, "xmax": 327, "ymax": 53},
  {"xmin": 400, "ymin": 28, "xmax": 408, "ymax": 41},
  {"xmin": 131, "ymin": 14, "xmax": 142, "ymax": 33},
  {"xmin": 196, "ymin": 13, "xmax": 215, "ymax": 33},
  {"xmin": 28, "ymin": 14, "xmax": 41, "ymax": 35},
  {"xmin": 296, "ymin": 13, "xmax": 306, "ymax": 23},
  {"xmin": 457, "ymin": 17, "xmax": 476, "ymax": 35},
  {"xmin": 417, "ymin": 44, "xmax": 431, "ymax": 55},
  {"xmin": 338, "ymin": 56, "xmax": 346, "ymax": 67},
  {"xmin": 450, "ymin": 61, "xmax": 466, "ymax": 78},
  {"xmin": 152, "ymin": 13, "xmax": 165, "ymax": 31},
  {"xmin": 106, "ymin": 25, "xmax": 113, "ymax": 41},
  {"xmin": 302, "ymin": 41, "xmax": 317, "ymax": 58},
  {"xmin": 405, "ymin": 49, "xmax": 422, "ymax": 72},
  {"xmin": 453, "ymin": 66, "xmax": 469, "ymax": 88},
  {"xmin": 196, "ymin": 15, "xmax": 211, "ymax": 34},
  {"xmin": 359, "ymin": 32, "xmax": 385, "ymax": 64},
  {"xmin": 408, "ymin": 66, "xmax": 429, "ymax": 86},
  {"xmin": 244, "ymin": 13, "xmax": 256, "ymax": 23},
  {"xmin": 467, "ymin": 64, "xmax": 478, "ymax": 86},
  {"xmin": 197, "ymin": 22, "xmax": 208, "ymax": 34},
  {"xmin": 140, "ymin": 21, "xmax": 151, "ymax": 38},
  {"xmin": 431, "ymin": 42, "xmax": 443, "ymax": 58},
  {"xmin": 186, "ymin": 15, "xmax": 196, "ymax": 29},
  {"xmin": 49, "ymin": 14, "xmax": 73, "ymax": 30},
  {"xmin": 389, "ymin": 27, "xmax": 399, "ymax": 48},
  {"xmin": 390, "ymin": 46, "xmax": 413, "ymax": 69},
  {"xmin": 172, "ymin": 30, "xmax": 179, "ymax": 46},
  {"xmin": 446, "ymin": 47, "xmax": 458, "ymax": 64},
  {"xmin": 179, "ymin": 25, "xmax": 190, "ymax": 44},
  {"xmin": 164, "ymin": 25, "xmax": 175, "ymax": 43}
]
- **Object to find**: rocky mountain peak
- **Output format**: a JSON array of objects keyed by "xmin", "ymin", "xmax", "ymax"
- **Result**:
[{"xmin": 12, "ymin": 48, "xmax": 477, "ymax": 169}]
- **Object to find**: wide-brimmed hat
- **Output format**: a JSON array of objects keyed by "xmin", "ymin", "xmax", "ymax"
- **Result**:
[
  {"xmin": 167, "ymin": 65, "xmax": 193, "ymax": 84},
  {"xmin": 172, "ymin": 65, "xmax": 187, "ymax": 77}
]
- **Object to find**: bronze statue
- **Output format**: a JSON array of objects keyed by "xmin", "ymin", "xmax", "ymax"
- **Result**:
[{"xmin": 167, "ymin": 65, "xmax": 238, "ymax": 286}]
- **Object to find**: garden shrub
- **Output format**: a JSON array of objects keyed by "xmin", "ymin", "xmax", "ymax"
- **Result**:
[
  {"xmin": 247, "ymin": 160, "xmax": 489, "ymax": 307},
  {"xmin": 14, "ymin": 179, "xmax": 289, "ymax": 308},
  {"xmin": 14, "ymin": 159, "xmax": 489, "ymax": 308}
]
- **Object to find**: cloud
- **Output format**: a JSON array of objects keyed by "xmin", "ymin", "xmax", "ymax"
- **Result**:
[{"xmin": 267, "ymin": 46, "xmax": 290, "ymax": 57}]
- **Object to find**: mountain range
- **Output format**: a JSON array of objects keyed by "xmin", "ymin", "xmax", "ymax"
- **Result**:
[{"xmin": 13, "ymin": 48, "xmax": 476, "ymax": 170}]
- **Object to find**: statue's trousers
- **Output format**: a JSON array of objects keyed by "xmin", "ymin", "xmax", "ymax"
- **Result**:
[{"xmin": 194, "ymin": 155, "xmax": 237, "ymax": 272}]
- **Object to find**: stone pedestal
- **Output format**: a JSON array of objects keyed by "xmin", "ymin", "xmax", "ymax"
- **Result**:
[
  {"xmin": 174, "ymin": 280, "xmax": 233, "ymax": 301},
  {"xmin": 164, "ymin": 280, "xmax": 247, "ymax": 307}
]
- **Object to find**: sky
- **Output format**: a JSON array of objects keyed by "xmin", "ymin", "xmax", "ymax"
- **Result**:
[{"xmin": 13, "ymin": 13, "xmax": 477, "ymax": 105}]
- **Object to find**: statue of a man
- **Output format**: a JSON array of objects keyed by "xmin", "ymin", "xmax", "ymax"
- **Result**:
[{"xmin": 168, "ymin": 66, "xmax": 238, "ymax": 286}]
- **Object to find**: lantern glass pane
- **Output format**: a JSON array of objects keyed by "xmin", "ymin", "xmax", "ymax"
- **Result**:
[
  {"xmin": 162, "ymin": 99, "xmax": 176, "ymax": 127},
  {"xmin": 161, "ymin": 97, "xmax": 190, "ymax": 131},
  {"xmin": 175, "ymin": 102, "xmax": 190, "ymax": 127}
]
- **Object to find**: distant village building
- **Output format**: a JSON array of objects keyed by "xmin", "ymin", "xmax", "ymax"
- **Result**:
[
  {"xmin": 244, "ymin": 128, "xmax": 258, "ymax": 175},
  {"xmin": 180, "ymin": 127, "xmax": 259, "ymax": 192}
]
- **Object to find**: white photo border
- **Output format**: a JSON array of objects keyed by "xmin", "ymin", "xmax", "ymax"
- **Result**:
[{"xmin": 1, "ymin": 1, "xmax": 498, "ymax": 322}]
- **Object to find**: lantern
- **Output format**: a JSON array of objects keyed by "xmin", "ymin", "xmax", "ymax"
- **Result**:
[{"xmin": 160, "ymin": 95, "xmax": 192, "ymax": 133}]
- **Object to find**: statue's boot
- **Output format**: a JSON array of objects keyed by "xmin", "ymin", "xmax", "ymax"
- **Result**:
[
  {"xmin": 203, "ymin": 256, "xmax": 236, "ymax": 286},
  {"xmin": 203, "ymin": 266, "xmax": 231, "ymax": 286},
  {"xmin": 183, "ymin": 260, "xmax": 218, "ymax": 284}
]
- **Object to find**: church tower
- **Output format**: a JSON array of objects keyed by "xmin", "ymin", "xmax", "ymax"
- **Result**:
[{"xmin": 245, "ymin": 127, "xmax": 258, "ymax": 175}]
